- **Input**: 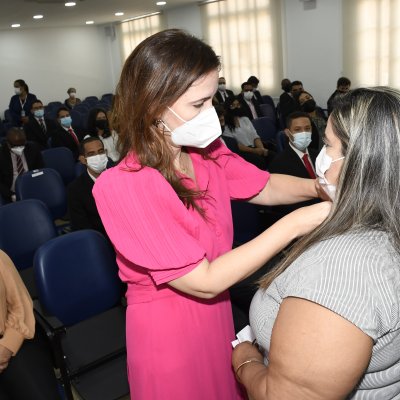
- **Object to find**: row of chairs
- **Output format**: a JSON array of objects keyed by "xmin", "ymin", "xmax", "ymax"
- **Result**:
[{"xmin": 0, "ymin": 197, "xmax": 129, "ymax": 399}]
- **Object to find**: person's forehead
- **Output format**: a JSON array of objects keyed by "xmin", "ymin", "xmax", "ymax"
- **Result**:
[
  {"xmin": 84, "ymin": 141, "xmax": 103, "ymax": 153},
  {"xmin": 32, "ymin": 102, "xmax": 43, "ymax": 108},
  {"xmin": 290, "ymin": 117, "xmax": 310, "ymax": 127},
  {"xmin": 179, "ymin": 69, "xmax": 218, "ymax": 101},
  {"xmin": 59, "ymin": 110, "xmax": 69, "ymax": 117},
  {"xmin": 8, "ymin": 132, "xmax": 25, "ymax": 142},
  {"xmin": 97, "ymin": 112, "xmax": 107, "ymax": 118}
]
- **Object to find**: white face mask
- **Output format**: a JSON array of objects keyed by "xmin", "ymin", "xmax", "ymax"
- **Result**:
[
  {"xmin": 315, "ymin": 145, "xmax": 344, "ymax": 200},
  {"xmin": 86, "ymin": 153, "xmax": 108, "ymax": 173},
  {"xmin": 14, "ymin": 87, "xmax": 21, "ymax": 95},
  {"xmin": 163, "ymin": 106, "xmax": 221, "ymax": 148},
  {"xmin": 291, "ymin": 131, "xmax": 312, "ymax": 152},
  {"xmin": 243, "ymin": 91, "xmax": 254, "ymax": 101},
  {"xmin": 218, "ymin": 84, "xmax": 226, "ymax": 91},
  {"xmin": 69, "ymin": 92, "xmax": 76, "ymax": 98},
  {"xmin": 10, "ymin": 146, "xmax": 25, "ymax": 156}
]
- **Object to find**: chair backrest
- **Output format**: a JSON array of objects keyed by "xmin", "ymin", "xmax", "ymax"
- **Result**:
[
  {"xmin": 15, "ymin": 168, "xmax": 67, "ymax": 220},
  {"xmin": 0, "ymin": 199, "xmax": 57, "ymax": 270},
  {"xmin": 34, "ymin": 230, "xmax": 121, "ymax": 326},
  {"xmin": 70, "ymin": 109, "xmax": 86, "ymax": 130},
  {"xmin": 251, "ymin": 117, "xmax": 278, "ymax": 142},
  {"xmin": 42, "ymin": 147, "xmax": 76, "ymax": 185},
  {"xmin": 259, "ymin": 103, "xmax": 277, "ymax": 123},
  {"xmin": 261, "ymin": 95, "xmax": 275, "ymax": 108},
  {"xmin": 75, "ymin": 161, "xmax": 86, "ymax": 177},
  {"xmin": 276, "ymin": 131, "xmax": 288, "ymax": 152}
]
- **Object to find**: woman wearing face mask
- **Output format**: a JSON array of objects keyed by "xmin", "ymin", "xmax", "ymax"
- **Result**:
[
  {"xmin": 64, "ymin": 87, "xmax": 81, "ymax": 110},
  {"xmin": 8, "ymin": 79, "xmax": 37, "ymax": 127},
  {"xmin": 92, "ymin": 29, "xmax": 330, "ymax": 400},
  {"xmin": 233, "ymin": 87, "xmax": 400, "ymax": 400},
  {"xmin": 223, "ymin": 97, "xmax": 273, "ymax": 170},
  {"xmin": 87, "ymin": 108, "xmax": 120, "ymax": 163},
  {"xmin": 296, "ymin": 90, "xmax": 327, "ymax": 151}
]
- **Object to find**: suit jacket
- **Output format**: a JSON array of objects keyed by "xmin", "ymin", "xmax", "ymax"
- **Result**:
[
  {"xmin": 24, "ymin": 115, "xmax": 60, "ymax": 150},
  {"xmin": 51, "ymin": 125, "xmax": 82, "ymax": 160},
  {"xmin": 8, "ymin": 93, "xmax": 38, "ymax": 126},
  {"xmin": 253, "ymin": 90, "xmax": 264, "ymax": 104},
  {"xmin": 215, "ymin": 89, "xmax": 235, "ymax": 104},
  {"xmin": 267, "ymin": 145, "xmax": 320, "ymax": 218},
  {"xmin": 67, "ymin": 170, "xmax": 106, "ymax": 236},
  {"xmin": 0, "ymin": 142, "xmax": 44, "ymax": 201},
  {"xmin": 237, "ymin": 94, "xmax": 262, "ymax": 120},
  {"xmin": 278, "ymin": 92, "xmax": 300, "ymax": 125}
]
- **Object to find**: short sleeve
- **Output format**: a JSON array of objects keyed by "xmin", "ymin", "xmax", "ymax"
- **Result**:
[
  {"xmin": 93, "ymin": 166, "xmax": 207, "ymax": 285},
  {"xmin": 207, "ymin": 139, "xmax": 270, "ymax": 200}
]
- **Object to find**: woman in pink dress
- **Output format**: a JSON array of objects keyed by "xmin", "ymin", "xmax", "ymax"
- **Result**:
[{"xmin": 93, "ymin": 29, "xmax": 330, "ymax": 400}]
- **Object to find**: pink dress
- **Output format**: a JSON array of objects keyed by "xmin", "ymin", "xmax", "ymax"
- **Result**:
[{"xmin": 93, "ymin": 140, "xmax": 269, "ymax": 400}]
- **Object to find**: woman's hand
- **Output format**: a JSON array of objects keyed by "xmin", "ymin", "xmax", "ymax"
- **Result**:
[
  {"xmin": 282, "ymin": 201, "xmax": 332, "ymax": 239},
  {"xmin": 0, "ymin": 344, "xmax": 12, "ymax": 373}
]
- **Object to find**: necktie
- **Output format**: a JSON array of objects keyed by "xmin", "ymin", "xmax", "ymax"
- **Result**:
[
  {"xmin": 302, "ymin": 153, "xmax": 316, "ymax": 179},
  {"xmin": 39, "ymin": 118, "xmax": 46, "ymax": 133},
  {"xmin": 68, "ymin": 128, "xmax": 79, "ymax": 145},
  {"xmin": 16, "ymin": 155, "xmax": 25, "ymax": 175}
]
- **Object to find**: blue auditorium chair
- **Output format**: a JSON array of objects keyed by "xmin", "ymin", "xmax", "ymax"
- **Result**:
[
  {"xmin": 276, "ymin": 130, "xmax": 288, "ymax": 152},
  {"xmin": 251, "ymin": 116, "xmax": 278, "ymax": 143},
  {"xmin": 34, "ymin": 230, "xmax": 128, "ymax": 400},
  {"xmin": 42, "ymin": 147, "xmax": 76, "ymax": 186},
  {"xmin": 0, "ymin": 199, "xmax": 57, "ymax": 297}
]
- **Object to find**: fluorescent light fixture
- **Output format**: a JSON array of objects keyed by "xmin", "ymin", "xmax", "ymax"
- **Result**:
[
  {"xmin": 11, "ymin": 23, "xmax": 21, "ymax": 28},
  {"xmin": 33, "ymin": 15, "xmax": 43, "ymax": 19},
  {"xmin": 156, "ymin": 1, "xmax": 167, "ymax": 5},
  {"xmin": 122, "ymin": 12, "xmax": 160, "ymax": 22},
  {"xmin": 115, "ymin": 12, "xmax": 124, "ymax": 16},
  {"xmin": 86, "ymin": 20, "xmax": 94, "ymax": 25},
  {"xmin": 65, "ymin": 2, "xmax": 76, "ymax": 6}
]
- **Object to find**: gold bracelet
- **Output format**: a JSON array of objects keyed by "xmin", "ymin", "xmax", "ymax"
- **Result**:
[{"xmin": 235, "ymin": 358, "xmax": 265, "ymax": 377}]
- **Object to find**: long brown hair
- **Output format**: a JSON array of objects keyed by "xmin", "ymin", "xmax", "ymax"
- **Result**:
[
  {"xmin": 260, "ymin": 87, "xmax": 400, "ymax": 288},
  {"xmin": 112, "ymin": 29, "xmax": 220, "ymax": 212}
]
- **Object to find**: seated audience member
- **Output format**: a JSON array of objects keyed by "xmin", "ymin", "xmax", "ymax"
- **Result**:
[
  {"xmin": 0, "ymin": 128, "xmax": 43, "ymax": 202},
  {"xmin": 8, "ymin": 79, "xmax": 37, "ymax": 127},
  {"xmin": 67, "ymin": 137, "xmax": 108, "ymax": 235},
  {"xmin": 233, "ymin": 87, "xmax": 400, "ymax": 400},
  {"xmin": 327, "ymin": 76, "xmax": 351, "ymax": 115},
  {"xmin": 267, "ymin": 112, "xmax": 320, "ymax": 222},
  {"xmin": 238, "ymin": 81, "xmax": 262, "ymax": 120},
  {"xmin": 86, "ymin": 108, "xmax": 119, "ymax": 163},
  {"xmin": 214, "ymin": 77, "xmax": 235, "ymax": 104},
  {"xmin": 52, "ymin": 107, "xmax": 82, "ymax": 159},
  {"xmin": 223, "ymin": 97, "xmax": 273, "ymax": 169},
  {"xmin": 247, "ymin": 75, "xmax": 264, "ymax": 104},
  {"xmin": 24, "ymin": 100, "xmax": 59, "ymax": 150},
  {"xmin": 64, "ymin": 87, "xmax": 81, "ymax": 110},
  {"xmin": 297, "ymin": 90, "xmax": 326, "ymax": 150},
  {"xmin": 0, "ymin": 250, "xmax": 62, "ymax": 400},
  {"xmin": 279, "ymin": 80, "xmax": 303, "ymax": 125}
]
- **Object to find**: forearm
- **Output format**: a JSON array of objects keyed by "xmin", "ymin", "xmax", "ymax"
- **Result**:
[
  {"xmin": 250, "ymin": 174, "xmax": 318, "ymax": 206},
  {"xmin": 238, "ymin": 143, "xmax": 257, "ymax": 153}
]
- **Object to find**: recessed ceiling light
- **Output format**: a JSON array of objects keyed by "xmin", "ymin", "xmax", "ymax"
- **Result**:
[
  {"xmin": 86, "ymin": 20, "xmax": 94, "ymax": 25},
  {"xmin": 33, "ymin": 15, "xmax": 43, "ymax": 19},
  {"xmin": 156, "ymin": 1, "xmax": 167, "ymax": 5},
  {"xmin": 65, "ymin": 2, "xmax": 76, "ymax": 6},
  {"xmin": 11, "ymin": 23, "xmax": 21, "ymax": 28},
  {"xmin": 115, "ymin": 12, "xmax": 124, "ymax": 16}
]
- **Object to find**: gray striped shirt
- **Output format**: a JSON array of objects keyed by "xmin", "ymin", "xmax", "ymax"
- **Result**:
[{"xmin": 250, "ymin": 230, "xmax": 400, "ymax": 399}]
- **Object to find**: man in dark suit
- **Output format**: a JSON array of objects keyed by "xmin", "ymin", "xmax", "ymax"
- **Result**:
[
  {"xmin": 238, "ymin": 81, "xmax": 262, "ymax": 120},
  {"xmin": 0, "ymin": 127, "xmax": 44, "ymax": 202},
  {"xmin": 24, "ymin": 100, "xmax": 59, "ymax": 150},
  {"xmin": 266, "ymin": 111, "xmax": 320, "ymax": 223},
  {"xmin": 247, "ymin": 75, "xmax": 264, "ymax": 104},
  {"xmin": 67, "ymin": 137, "xmax": 108, "ymax": 236},
  {"xmin": 278, "ymin": 80, "xmax": 303, "ymax": 127},
  {"xmin": 214, "ymin": 77, "xmax": 235, "ymax": 104},
  {"xmin": 52, "ymin": 107, "xmax": 82, "ymax": 160}
]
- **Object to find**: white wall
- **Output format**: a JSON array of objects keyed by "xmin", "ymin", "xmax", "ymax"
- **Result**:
[
  {"xmin": 283, "ymin": 0, "xmax": 343, "ymax": 108},
  {"xmin": 0, "ymin": 25, "xmax": 118, "ymax": 119},
  {"xmin": 165, "ymin": 4, "xmax": 203, "ymax": 39}
]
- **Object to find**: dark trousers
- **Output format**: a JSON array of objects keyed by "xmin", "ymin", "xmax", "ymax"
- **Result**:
[{"xmin": 0, "ymin": 324, "xmax": 61, "ymax": 400}]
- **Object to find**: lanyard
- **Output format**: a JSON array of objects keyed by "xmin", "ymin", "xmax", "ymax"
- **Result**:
[{"xmin": 19, "ymin": 96, "xmax": 27, "ymax": 110}]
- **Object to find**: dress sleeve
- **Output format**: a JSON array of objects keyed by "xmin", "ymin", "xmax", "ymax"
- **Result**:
[
  {"xmin": 208, "ymin": 139, "xmax": 270, "ymax": 200},
  {"xmin": 0, "ymin": 251, "xmax": 35, "ymax": 355},
  {"xmin": 93, "ymin": 167, "xmax": 207, "ymax": 285}
]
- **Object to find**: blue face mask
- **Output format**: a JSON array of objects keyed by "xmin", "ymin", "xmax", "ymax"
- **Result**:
[
  {"xmin": 34, "ymin": 109, "xmax": 44, "ymax": 118},
  {"xmin": 60, "ymin": 116, "xmax": 72, "ymax": 128},
  {"xmin": 292, "ymin": 131, "xmax": 312, "ymax": 151}
]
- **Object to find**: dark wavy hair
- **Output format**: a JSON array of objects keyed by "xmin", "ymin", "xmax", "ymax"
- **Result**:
[
  {"xmin": 112, "ymin": 29, "xmax": 221, "ymax": 212},
  {"xmin": 87, "ymin": 107, "xmax": 111, "ymax": 138}
]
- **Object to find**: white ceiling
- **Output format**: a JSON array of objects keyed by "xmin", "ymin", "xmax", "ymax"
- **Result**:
[{"xmin": 0, "ymin": 0, "xmax": 199, "ymax": 31}]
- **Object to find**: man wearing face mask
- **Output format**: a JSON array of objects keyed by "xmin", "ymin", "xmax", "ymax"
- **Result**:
[
  {"xmin": 52, "ymin": 107, "xmax": 82, "ymax": 159},
  {"xmin": 238, "ymin": 81, "xmax": 262, "ymax": 120},
  {"xmin": 0, "ymin": 128, "xmax": 43, "ymax": 202},
  {"xmin": 266, "ymin": 112, "xmax": 320, "ymax": 223},
  {"xmin": 67, "ymin": 137, "xmax": 108, "ymax": 235},
  {"xmin": 24, "ymin": 100, "xmax": 59, "ymax": 150},
  {"xmin": 214, "ymin": 77, "xmax": 235, "ymax": 104}
]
